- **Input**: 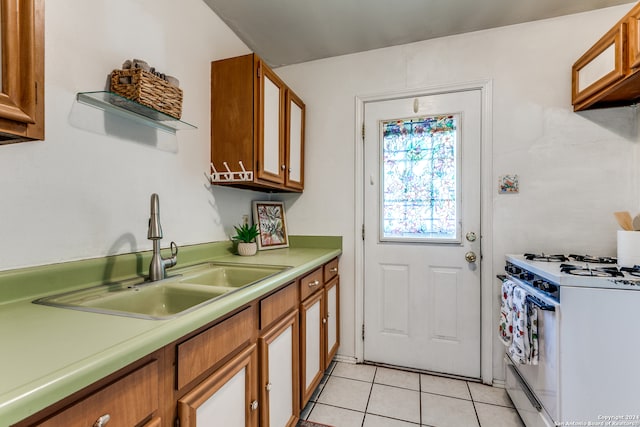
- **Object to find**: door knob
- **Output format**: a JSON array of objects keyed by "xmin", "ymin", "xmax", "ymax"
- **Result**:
[
  {"xmin": 466, "ymin": 232, "xmax": 477, "ymax": 242},
  {"xmin": 465, "ymin": 251, "xmax": 477, "ymax": 263}
]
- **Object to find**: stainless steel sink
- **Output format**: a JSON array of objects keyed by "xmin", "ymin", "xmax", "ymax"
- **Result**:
[{"xmin": 32, "ymin": 262, "xmax": 290, "ymax": 320}]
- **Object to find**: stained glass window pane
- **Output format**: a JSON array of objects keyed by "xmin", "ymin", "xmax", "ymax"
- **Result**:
[{"xmin": 380, "ymin": 115, "xmax": 459, "ymax": 242}]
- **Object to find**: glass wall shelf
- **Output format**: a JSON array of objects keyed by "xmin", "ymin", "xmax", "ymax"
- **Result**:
[{"xmin": 76, "ymin": 91, "xmax": 197, "ymax": 133}]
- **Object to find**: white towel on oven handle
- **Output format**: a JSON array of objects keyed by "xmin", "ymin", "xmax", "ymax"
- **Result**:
[
  {"xmin": 508, "ymin": 285, "xmax": 539, "ymax": 365},
  {"xmin": 498, "ymin": 279, "xmax": 515, "ymax": 346}
]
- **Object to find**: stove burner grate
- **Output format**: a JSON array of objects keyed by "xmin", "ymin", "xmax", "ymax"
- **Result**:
[
  {"xmin": 560, "ymin": 263, "xmax": 623, "ymax": 277},
  {"xmin": 524, "ymin": 253, "xmax": 568, "ymax": 262},
  {"xmin": 620, "ymin": 266, "xmax": 640, "ymax": 277},
  {"xmin": 568, "ymin": 254, "xmax": 617, "ymax": 264}
]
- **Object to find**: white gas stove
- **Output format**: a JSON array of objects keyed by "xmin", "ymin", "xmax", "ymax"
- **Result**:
[
  {"xmin": 502, "ymin": 253, "xmax": 640, "ymax": 427},
  {"xmin": 507, "ymin": 253, "xmax": 640, "ymax": 292}
]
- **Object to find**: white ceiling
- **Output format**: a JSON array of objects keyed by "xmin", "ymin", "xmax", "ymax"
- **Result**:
[{"xmin": 203, "ymin": 0, "xmax": 636, "ymax": 68}]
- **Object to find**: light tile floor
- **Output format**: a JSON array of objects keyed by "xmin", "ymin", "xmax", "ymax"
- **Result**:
[{"xmin": 300, "ymin": 362, "xmax": 525, "ymax": 427}]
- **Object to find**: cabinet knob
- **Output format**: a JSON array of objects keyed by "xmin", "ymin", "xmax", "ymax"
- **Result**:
[
  {"xmin": 250, "ymin": 400, "xmax": 259, "ymax": 411},
  {"xmin": 330, "ymin": 267, "xmax": 338, "ymax": 273},
  {"xmin": 93, "ymin": 414, "xmax": 111, "ymax": 427},
  {"xmin": 281, "ymin": 164, "xmax": 286, "ymax": 170},
  {"xmin": 323, "ymin": 318, "xmax": 327, "ymax": 324},
  {"xmin": 308, "ymin": 280, "xmax": 320, "ymax": 287},
  {"xmin": 266, "ymin": 382, "xmax": 272, "ymax": 391}
]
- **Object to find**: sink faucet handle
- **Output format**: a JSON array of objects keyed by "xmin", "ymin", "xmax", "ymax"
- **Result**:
[
  {"xmin": 164, "ymin": 241, "xmax": 178, "ymax": 270},
  {"xmin": 170, "ymin": 241, "xmax": 178, "ymax": 258}
]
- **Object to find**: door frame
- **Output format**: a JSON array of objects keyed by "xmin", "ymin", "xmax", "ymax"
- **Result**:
[{"xmin": 354, "ymin": 80, "xmax": 494, "ymax": 384}]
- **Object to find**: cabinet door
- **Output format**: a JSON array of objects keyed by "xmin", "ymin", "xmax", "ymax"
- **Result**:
[
  {"xmin": 259, "ymin": 310, "xmax": 300, "ymax": 427},
  {"xmin": 628, "ymin": 4, "xmax": 640, "ymax": 70},
  {"xmin": 285, "ymin": 90, "xmax": 305, "ymax": 191},
  {"xmin": 178, "ymin": 344, "xmax": 259, "ymax": 427},
  {"xmin": 300, "ymin": 291, "xmax": 324, "ymax": 406},
  {"xmin": 256, "ymin": 61, "xmax": 286, "ymax": 186},
  {"xmin": 572, "ymin": 23, "xmax": 626, "ymax": 109},
  {"xmin": 324, "ymin": 277, "xmax": 340, "ymax": 369},
  {"xmin": 0, "ymin": 0, "xmax": 45, "ymax": 143}
]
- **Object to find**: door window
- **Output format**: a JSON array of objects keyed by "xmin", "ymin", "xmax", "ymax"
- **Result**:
[{"xmin": 380, "ymin": 114, "xmax": 460, "ymax": 242}]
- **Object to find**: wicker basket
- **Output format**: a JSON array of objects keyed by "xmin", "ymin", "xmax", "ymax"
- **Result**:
[{"xmin": 110, "ymin": 68, "xmax": 183, "ymax": 119}]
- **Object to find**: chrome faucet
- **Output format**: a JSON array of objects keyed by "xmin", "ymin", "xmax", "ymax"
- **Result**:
[{"xmin": 147, "ymin": 193, "xmax": 178, "ymax": 281}]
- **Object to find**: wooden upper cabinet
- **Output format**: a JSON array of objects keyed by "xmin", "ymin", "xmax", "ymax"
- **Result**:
[
  {"xmin": 0, "ymin": 0, "xmax": 44, "ymax": 144},
  {"xmin": 285, "ymin": 89, "xmax": 305, "ymax": 191},
  {"xmin": 211, "ymin": 53, "xmax": 305, "ymax": 192},
  {"xmin": 256, "ymin": 62, "xmax": 286, "ymax": 186},
  {"xmin": 572, "ymin": 2, "xmax": 640, "ymax": 111},
  {"xmin": 628, "ymin": 4, "xmax": 640, "ymax": 69}
]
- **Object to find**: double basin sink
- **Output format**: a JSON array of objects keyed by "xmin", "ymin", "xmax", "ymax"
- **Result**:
[{"xmin": 33, "ymin": 262, "xmax": 290, "ymax": 320}]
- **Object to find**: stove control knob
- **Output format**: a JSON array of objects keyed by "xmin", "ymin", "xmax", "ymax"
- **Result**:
[{"xmin": 506, "ymin": 264, "xmax": 521, "ymax": 275}]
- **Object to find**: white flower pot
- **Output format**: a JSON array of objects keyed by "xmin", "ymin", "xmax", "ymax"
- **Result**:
[{"xmin": 237, "ymin": 242, "xmax": 257, "ymax": 256}]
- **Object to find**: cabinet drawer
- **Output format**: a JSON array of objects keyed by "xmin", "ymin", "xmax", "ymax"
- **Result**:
[
  {"xmin": 323, "ymin": 258, "xmax": 339, "ymax": 283},
  {"xmin": 177, "ymin": 307, "xmax": 255, "ymax": 390},
  {"xmin": 260, "ymin": 282, "xmax": 297, "ymax": 330},
  {"xmin": 299, "ymin": 267, "xmax": 323, "ymax": 301},
  {"xmin": 38, "ymin": 360, "xmax": 158, "ymax": 427}
]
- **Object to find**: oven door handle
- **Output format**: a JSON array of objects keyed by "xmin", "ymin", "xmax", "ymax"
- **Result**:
[{"xmin": 526, "ymin": 294, "xmax": 556, "ymax": 311}]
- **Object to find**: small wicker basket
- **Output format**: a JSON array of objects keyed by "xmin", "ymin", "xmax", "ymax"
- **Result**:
[{"xmin": 110, "ymin": 68, "xmax": 183, "ymax": 119}]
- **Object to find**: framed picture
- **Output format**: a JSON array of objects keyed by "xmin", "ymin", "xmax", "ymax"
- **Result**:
[{"xmin": 253, "ymin": 201, "xmax": 289, "ymax": 250}]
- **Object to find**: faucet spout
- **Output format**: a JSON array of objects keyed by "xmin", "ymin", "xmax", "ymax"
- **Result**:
[
  {"xmin": 147, "ymin": 193, "xmax": 178, "ymax": 281},
  {"xmin": 148, "ymin": 193, "xmax": 163, "ymax": 240}
]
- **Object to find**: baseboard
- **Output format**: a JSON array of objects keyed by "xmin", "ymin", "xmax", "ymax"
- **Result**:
[{"xmin": 333, "ymin": 354, "xmax": 357, "ymax": 364}]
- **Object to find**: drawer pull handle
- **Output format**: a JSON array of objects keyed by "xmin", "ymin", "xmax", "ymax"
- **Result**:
[
  {"xmin": 308, "ymin": 280, "xmax": 320, "ymax": 287},
  {"xmin": 266, "ymin": 382, "xmax": 272, "ymax": 391},
  {"xmin": 250, "ymin": 400, "xmax": 259, "ymax": 411},
  {"xmin": 329, "ymin": 267, "xmax": 338, "ymax": 273},
  {"xmin": 93, "ymin": 414, "xmax": 111, "ymax": 427}
]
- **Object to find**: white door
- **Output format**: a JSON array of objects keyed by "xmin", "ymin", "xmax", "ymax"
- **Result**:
[{"xmin": 363, "ymin": 89, "xmax": 482, "ymax": 378}]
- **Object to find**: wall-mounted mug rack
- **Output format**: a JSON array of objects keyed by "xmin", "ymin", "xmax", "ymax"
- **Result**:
[{"xmin": 208, "ymin": 161, "xmax": 254, "ymax": 183}]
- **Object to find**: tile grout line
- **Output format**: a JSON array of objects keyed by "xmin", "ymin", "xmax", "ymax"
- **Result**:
[
  {"xmin": 467, "ymin": 381, "xmax": 482, "ymax": 427},
  {"xmin": 419, "ymin": 372, "xmax": 423, "ymax": 426},
  {"xmin": 360, "ymin": 365, "xmax": 376, "ymax": 427}
]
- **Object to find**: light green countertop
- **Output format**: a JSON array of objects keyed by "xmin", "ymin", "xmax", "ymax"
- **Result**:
[{"xmin": 0, "ymin": 236, "xmax": 341, "ymax": 426}]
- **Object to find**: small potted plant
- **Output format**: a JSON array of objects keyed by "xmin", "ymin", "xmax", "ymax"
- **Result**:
[{"xmin": 233, "ymin": 223, "xmax": 259, "ymax": 256}]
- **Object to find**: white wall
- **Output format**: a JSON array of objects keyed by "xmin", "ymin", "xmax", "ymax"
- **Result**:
[
  {"xmin": 2, "ymin": 0, "xmax": 637, "ymax": 382},
  {"xmin": 276, "ymin": 4, "xmax": 640, "ymax": 380},
  {"xmin": 0, "ymin": 0, "xmax": 268, "ymax": 270}
]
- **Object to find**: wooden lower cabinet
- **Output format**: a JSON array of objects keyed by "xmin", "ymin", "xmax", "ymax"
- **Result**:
[
  {"xmin": 33, "ymin": 360, "xmax": 159, "ymax": 427},
  {"xmin": 324, "ymin": 277, "xmax": 340, "ymax": 370},
  {"xmin": 177, "ymin": 344, "xmax": 259, "ymax": 427},
  {"xmin": 16, "ymin": 258, "xmax": 339, "ymax": 427},
  {"xmin": 258, "ymin": 310, "xmax": 300, "ymax": 427},
  {"xmin": 300, "ymin": 259, "xmax": 341, "ymax": 406},
  {"xmin": 300, "ymin": 290, "xmax": 324, "ymax": 405}
]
